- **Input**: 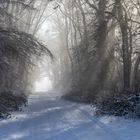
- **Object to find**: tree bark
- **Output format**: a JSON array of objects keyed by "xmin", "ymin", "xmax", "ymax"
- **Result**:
[
  {"xmin": 133, "ymin": 54, "xmax": 140, "ymax": 92},
  {"xmin": 116, "ymin": 0, "xmax": 131, "ymax": 92}
]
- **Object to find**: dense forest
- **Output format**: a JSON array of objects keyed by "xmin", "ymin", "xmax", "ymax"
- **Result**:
[
  {"xmin": 50, "ymin": 0, "xmax": 140, "ymax": 95},
  {"xmin": 48, "ymin": 0, "xmax": 140, "ymax": 116},
  {"xmin": 0, "ymin": 0, "xmax": 140, "ymax": 118},
  {"xmin": 0, "ymin": 0, "xmax": 53, "ymax": 118}
]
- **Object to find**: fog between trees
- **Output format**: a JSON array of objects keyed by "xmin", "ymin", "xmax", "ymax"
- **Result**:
[
  {"xmin": 0, "ymin": 0, "xmax": 140, "ymax": 110},
  {"xmin": 47, "ymin": 0, "xmax": 140, "ymax": 102}
]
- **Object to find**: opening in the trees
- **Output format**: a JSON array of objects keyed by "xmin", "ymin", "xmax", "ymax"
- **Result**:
[{"xmin": 0, "ymin": 0, "xmax": 140, "ymax": 139}]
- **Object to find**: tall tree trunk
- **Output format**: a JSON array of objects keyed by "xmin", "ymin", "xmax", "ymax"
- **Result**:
[
  {"xmin": 93, "ymin": 0, "xmax": 108, "ymax": 89},
  {"xmin": 133, "ymin": 54, "xmax": 140, "ymax": 92},
  {"xmin": 116, "ymin": 0, "xmax": 131, "ymax": 92}
]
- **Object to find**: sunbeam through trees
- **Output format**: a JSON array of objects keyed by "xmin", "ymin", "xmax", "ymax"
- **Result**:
[{"xmin": 0, "ymin": 0, "xmax": 140, "ymax": 139}]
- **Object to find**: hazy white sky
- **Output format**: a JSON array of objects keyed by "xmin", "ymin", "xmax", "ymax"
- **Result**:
[{"xmin": 34, "ymin": 76, "xmax": 52, "ymax": 92}]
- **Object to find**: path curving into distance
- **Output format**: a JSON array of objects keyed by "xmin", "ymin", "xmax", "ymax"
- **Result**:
[{"xmin": 0, "ymin": 92, "xmax": 140, "ymax": 140}]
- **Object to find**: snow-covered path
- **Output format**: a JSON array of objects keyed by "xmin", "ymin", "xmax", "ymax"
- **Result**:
[{"xmin": 0, "ymin": 92, "xmax": 140, "ymax": 140}]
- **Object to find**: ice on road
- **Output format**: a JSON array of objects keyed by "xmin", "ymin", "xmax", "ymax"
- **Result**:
[{"xmin": 0, "ymin": 92, "xmax": 140, "ymax": 140}]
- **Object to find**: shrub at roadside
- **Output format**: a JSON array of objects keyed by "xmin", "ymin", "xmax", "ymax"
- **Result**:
[
  {"xmin": 95, "ymin": 93, "xmax": 140, "ymax": 118},
  {"xmin": 0, "ymin": 91, "xmax": 27, "ymax": 119}
]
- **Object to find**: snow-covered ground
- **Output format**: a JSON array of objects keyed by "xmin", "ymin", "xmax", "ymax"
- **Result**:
[{"xmin": 0, "ymin": 92, "xmax": 140, "ymax": 140}]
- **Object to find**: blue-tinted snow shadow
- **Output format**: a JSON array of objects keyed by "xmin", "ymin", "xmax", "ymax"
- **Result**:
[{"xmin": 1, "ymin": 94, "xmax": 140, "ymax": 140}]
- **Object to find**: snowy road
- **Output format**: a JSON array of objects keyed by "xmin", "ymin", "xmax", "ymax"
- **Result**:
[{"xmin": 0, "ymin": 92, "xmax": 140, "ymax": 140}]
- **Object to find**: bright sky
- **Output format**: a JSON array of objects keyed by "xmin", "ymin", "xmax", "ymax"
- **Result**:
[{"xmin": 34, "ymin": 77, "xmax": 52, "ymax": 92}]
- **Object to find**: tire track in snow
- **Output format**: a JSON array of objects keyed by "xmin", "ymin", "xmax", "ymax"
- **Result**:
[
  {"xmin": 23, "ymin": 92, "xmax": 120, "ymax": 140},
  {"xmin": 0, "ymin": 92, "xmax": 125, "ymax": 140},
  {"xmin": 45, "ymin": 104, "xmax": 119, "ymax": 140},
  {"xmin": 77, "ymin": 107, "xmax": 119, "ymax": 140}
]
